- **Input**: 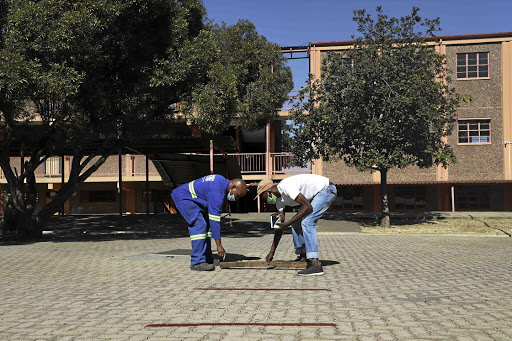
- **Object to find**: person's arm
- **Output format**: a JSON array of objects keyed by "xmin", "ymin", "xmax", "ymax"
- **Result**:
[
  {"xmin": 276, "ymin": 193, "xmax": 312, "ymax": 229},
  {"xmin": 266, "ymin": 195, "xmax": 312, "ymax": 263},
  {"xmin": 265, "ymin": 229, "xmax": 283, "ymax": 263},
  {"xmin": 265, "ymin": 208, "xmax": 285, "ymax": 263},
  {"xmin": 213, "ymin": 238, "xmax": 225, "ymax": 259}
]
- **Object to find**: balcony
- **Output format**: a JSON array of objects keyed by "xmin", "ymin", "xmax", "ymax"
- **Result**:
[
  {"xmin": 43, "ymin": 157, "xmax": 62, "ymax": 178},
  {"xmin": 228, "ymin": 152, "xmax": 311, "ymax": 180}
]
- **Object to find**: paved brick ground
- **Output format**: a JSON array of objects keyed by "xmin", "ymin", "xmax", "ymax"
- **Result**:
[{"xmin": 1, "ymin": 214, "xmax": 511, "ymax": 340}]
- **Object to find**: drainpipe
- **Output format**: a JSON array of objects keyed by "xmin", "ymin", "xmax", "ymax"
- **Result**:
[
  {"xmin": 505, "ymin": 141, "xmax": 512, "ymax": 180},
  {"xmin": 451, "ymin": 186, "xmax": 455, "ymax": 213},
  {"xmin": 265, "ymin": 124, "xmax": 270, "ymax": 178},
  {"xmin": 145, "ymin": 155, "xmax": 149, "ymax": 215},
  {"xmin": 118, "ymin": 148, "xmax": 123, "ymax": 217},
  {"xmin": 210, "ymin": 140, "xmax": 214, "ymax": 175},
  {"xmin": 61, "ymin": 155, "xmax": 65, "ymax": 215}
]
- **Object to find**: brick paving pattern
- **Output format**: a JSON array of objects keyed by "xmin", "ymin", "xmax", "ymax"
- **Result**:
[{"xmin": 0, "ymin": 214, "xmax": 511, "ymax": 340}]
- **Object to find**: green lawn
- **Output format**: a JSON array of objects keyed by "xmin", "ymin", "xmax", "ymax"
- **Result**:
[{"xmin": 360, "ymin": 218, "xmax": 512, "ymax": 236}]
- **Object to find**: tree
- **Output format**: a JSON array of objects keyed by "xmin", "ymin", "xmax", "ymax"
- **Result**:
[
  {"xmin": 0, "ymin": 0, "xmax": 292, "ymax": 241},
  {"xmin": 190, "ymin": 20, "xmax": 293, "ymax": 133},
  {"xmin": 0, "ymin": 0, "xmax": 211, "ymax": 240},
  {"xmin": 290, "ymin": 7, "xmax": 460, "ymax": 227}
]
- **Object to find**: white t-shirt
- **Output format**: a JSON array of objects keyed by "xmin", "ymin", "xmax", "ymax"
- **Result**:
[{"xmin": 276, "ymin": 174, "xmax": 330, "ymax": 210}]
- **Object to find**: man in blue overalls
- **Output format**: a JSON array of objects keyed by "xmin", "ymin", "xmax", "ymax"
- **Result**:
[{"xmin": 171, "ymin": 174, "xmax": 247, "ymax": 271}]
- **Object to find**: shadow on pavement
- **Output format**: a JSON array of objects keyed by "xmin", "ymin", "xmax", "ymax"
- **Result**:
[
  {"xmin": 321, "ymin": 260, "xmax": 340, "ymax": 267},
  {"xmin": 37, "ymin": 214, "xmax": 278, "ymax": 243},
  {"xmin": 321, "ymin": 212, "xmax": 445, "ymax": 226},
  {"xmin": 217, "ymin": 253, "xmax": 261, "ymax": 262}
]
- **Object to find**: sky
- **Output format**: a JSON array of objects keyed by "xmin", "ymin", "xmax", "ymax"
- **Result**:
[{"xmin": 203, "ymin": 0, "xmax": 512, "ymax": 89}]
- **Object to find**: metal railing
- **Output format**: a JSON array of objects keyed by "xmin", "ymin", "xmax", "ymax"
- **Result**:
[
  {"xmin": 271, "ymin": 152, "xmax": 311, "ymax": 175},
  {"xmin": 229, "ymin": 153, "xmax": 266, "ymax": 174},
  {"xmin": 227, "ymin": 152, "xmax": 311, "ymax": 175},
  {"xmin": 43, "ymin": 157, "xmax": 62, "ymax": 178}
]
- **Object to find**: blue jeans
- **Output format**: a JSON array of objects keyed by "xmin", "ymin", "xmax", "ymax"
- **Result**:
[{"xmin": 291, "ymin": 184, "xmax": 337, "ymax": 259}]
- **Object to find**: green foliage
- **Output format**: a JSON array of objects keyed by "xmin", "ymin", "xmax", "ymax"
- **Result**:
[
  {"xmin": 0, "ymin": 0, "xmax": 293, "ymax": 239},
  {"xmin": 192, "ymin": 20, "xmax": 293, "ymax": 133},
  {"xmin": 280, "ymin": 120, "xmax": 294, "ymax": 151},
  {"xmin": 291, "ymin": 7, "xmax": 460, "ymax": 172},
  {"xmin": 462, "ymin": 94, "xmax": 472, "ymax": 103},
  {"xmin": 1, "ymin": 0, "xmax": 211, "ymax": 154}
]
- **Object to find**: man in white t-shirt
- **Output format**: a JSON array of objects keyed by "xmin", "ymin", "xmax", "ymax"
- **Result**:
[{"xmin": 255, "ymin": 174, "xmax": 337, "ymax": 276}]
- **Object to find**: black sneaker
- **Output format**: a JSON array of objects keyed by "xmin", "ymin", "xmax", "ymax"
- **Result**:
[
  {"xmin": 297, "ymin": 260, "xmax": 324, "ymax": 276},
  {"xmin": 190, "ymin": 262, "xmax": 215, "ymax": 271}
]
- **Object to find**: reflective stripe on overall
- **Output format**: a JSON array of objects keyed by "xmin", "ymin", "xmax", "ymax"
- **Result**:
[{"xmin": 187, "ymin": 181, "xmax": 213, "ymax": 265}]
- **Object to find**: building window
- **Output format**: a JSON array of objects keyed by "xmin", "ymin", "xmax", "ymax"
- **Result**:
[
  {"xmin": 394, "ymin": 186, "xmax": 427, "ymax": 211},
  {"xmin": 457, "ymin": 119, "xmax": 491, "ymax": 144},
  {"xmin": 455, "ymin": 186, "xmax": 490, "ymax": 210},
  {"xmin": 44, "ymin": 157, "xmax": 62, "ymax": 177},
  {"xmin": 80, "ymin": 190, "xmax": 116, "ymax": 203},
  {"xmin": 333, "ymin": 187, "xmax": 364, "ymax": 211},
  {"xmin": 456, "ymin": 52, "xmax": 489, "ymax": 79}
]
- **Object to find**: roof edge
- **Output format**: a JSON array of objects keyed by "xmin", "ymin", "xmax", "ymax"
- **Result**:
[{"xmin": 310, "ymin": 31, "xmax": 512, "ymax": 48}]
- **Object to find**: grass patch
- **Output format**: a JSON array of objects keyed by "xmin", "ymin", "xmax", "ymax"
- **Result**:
[{"xmin": 360, "ymin": 218, "xmax": 512, "ymax": 236}]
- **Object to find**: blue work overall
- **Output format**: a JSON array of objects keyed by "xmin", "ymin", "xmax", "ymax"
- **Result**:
[{"xmin": 171, "ymin": 175, "xmax": 229, "ymax": 266}]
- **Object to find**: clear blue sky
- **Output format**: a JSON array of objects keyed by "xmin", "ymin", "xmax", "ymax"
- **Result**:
[{"xmin": 203, "ymin": 0, "xmax": 512, "ymax": 89}]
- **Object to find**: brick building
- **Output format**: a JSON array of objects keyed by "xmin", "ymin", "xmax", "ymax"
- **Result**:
[
  {"xmin": 2, "ymin": 32, "xmax": 512, "ymax": 214},
  {"xmin": 308, "ymin": 32, "xmax": 512, "ymax": 212}
]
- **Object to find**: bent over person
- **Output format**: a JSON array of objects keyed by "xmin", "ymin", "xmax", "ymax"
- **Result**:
[
  {"xmin": 256, "ymin": 174, "xmax": 337, "ymax": 276},
  {"xmin": 171, "ymin": 174, "xmax": 247, "ymax": 271}
]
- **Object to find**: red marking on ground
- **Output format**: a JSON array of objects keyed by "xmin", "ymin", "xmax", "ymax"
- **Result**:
[
  {"xmin": 146, "ymin": 322, "xmax": 336, "ymax": 328},
  {"xmin": 194, "ymin": 288, "xmax": 331, "ymax": 291}
]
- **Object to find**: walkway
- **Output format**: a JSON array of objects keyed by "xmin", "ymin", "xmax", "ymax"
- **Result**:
[{"xmin": 0, "ymin": 214, "xmax": 511, "ymax": 340}]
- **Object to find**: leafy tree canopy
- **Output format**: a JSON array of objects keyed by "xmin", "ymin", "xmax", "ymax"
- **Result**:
[
  {"xmin": 191, "ymin": 20, "xmax": 293, "ymax": 133},
  {"xmin": 291, "ymin": 7, "xmax": 459, "ymax": 172},
  {"xmin": 289, "ymin": 7, "xmax": 460, "ymax": 227},
  {"xmin": 0, "ymin": 0, "xmax": 292, "ymax": 240}
]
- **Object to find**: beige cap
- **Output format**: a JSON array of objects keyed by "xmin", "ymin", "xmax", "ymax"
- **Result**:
[{"xmin": 254, "ymin": 179, "xmax": 275, "ymax": 200}]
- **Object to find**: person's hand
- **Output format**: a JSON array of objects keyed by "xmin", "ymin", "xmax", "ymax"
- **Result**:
[
  {"xmin": 272, "ymin": 212, "xmax": 285, "ymax": 224},
  {"xmin": 265, "ymin": 250, "xmax": 275, "ymax": 264},
  {"xmin": 275, "ymin": 220, "xmax": 289, "ymax": 230},
  {"xmin": 217, "ymin": 245, "xmax": 226, "ymax": 260}
]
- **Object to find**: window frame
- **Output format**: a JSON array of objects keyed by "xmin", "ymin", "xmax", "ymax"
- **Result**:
[
  {"xmin": 332, "ymin": 186, "xmax": 364, "ymax": 211},
  {"xmin": 43, "ymin": 157, "xmax": 62, "ymax": 178},
  {"xmin": 454, "ymin": 186, "xmax": 490, "ymax": 211},
  {"xmin": 393, "ymin": 186, "xmax": 427, "ymax": 212},
  {"xmin": 457, "ymin": 118, "xmax": 492, "ymax": 145},
  {"xmin": 456, "ymin": 52, "xmax": 489, "ymax": 80}
]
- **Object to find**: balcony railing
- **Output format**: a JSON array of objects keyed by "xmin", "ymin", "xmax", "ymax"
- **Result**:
[
  {"xmin": 230, "ymin": 153, "xmax": 266, "ymax": 174},
  {"xmin": 271, "ymin": 153, "xmax": 311, "ymax": 175},
  {"xmin": 227, "ymin": 152, "xmax": 311, "ymax": 175},
  {"xmin": 43, "ymin": 157, "xmax": 62, "ymax": 178}
]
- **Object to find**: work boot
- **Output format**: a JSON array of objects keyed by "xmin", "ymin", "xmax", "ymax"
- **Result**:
[
  {"xmin": 190, "ymin": 262, "xmax": 215, "ymax": 271},
  {"xmin": 297, "ymin": 259, "xmax": 324, "ymax": 276}
]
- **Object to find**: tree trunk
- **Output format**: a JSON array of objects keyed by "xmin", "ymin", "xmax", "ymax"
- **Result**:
[
  {"xmin": 1, "ymin": 144, "xmax": 116, "ymax": 241},
  {"xmin": 1, "ymin": 191, "xmax": 41, "ymax": 241},
  {"xmin": 379, "ymin": 168, "xmax": 390, "ymax": 228},
  {"xmin": 35, "ymin": 176, "xmax": 82, "ymax": 228}
]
